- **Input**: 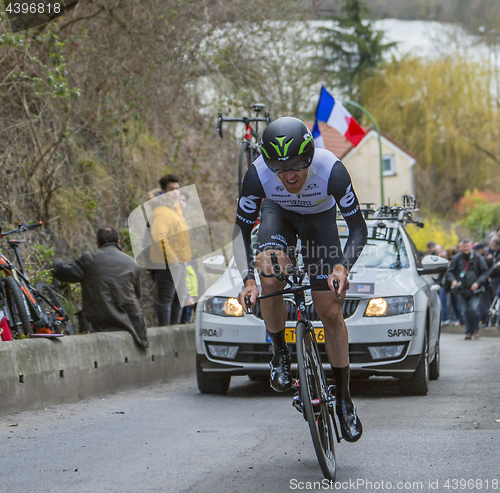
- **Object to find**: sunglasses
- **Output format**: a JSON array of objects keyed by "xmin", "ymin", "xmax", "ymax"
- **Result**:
[{"xmin": 267, "ymin": 156, "xmax": 309, "ymax": 174}]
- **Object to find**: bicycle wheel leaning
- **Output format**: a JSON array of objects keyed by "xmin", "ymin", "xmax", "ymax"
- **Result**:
[
  {"xmin": 1, "ymin": 276, "xmax": 31, "ymax": 336},
  {"xmin": 487, "ymin": 296, "xmax": 500, "ymax": 328},
  {"xmin": 296, "ymin": 320, "xmax": 337, "ymax": 481},
  {"xmin": 35, "ymin": 283, "xmax": 75, "ymax": 335}
]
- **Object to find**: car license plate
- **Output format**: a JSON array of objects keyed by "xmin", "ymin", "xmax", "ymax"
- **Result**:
[{"xmin": 285, "ymin": 327, "xmax": 325, "ymax": 344}]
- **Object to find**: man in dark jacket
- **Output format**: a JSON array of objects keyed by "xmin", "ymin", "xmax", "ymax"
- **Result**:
[
  {"xmin": 446, "ymin": 238, "xmax": 489, "ymax": 339},
  {"xmin": 53, "ymin": 226, "xmax": 148, "ymax": 348},
  {"xmin": 487, "ymin": 235, "xmax": 500, "ymax": 296}
]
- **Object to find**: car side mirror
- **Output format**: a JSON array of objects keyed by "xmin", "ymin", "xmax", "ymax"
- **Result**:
[
  {"xmin": 417, "ymin": 255, "xmax": 449, "ymax": 276},
  {"xmin": 203, "ymin": 255, "xmax": 227, "ymax": 275}
]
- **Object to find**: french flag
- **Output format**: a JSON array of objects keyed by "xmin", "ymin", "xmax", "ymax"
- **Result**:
[{"xmin": 312, "ymin": 86, "xmax": 366, "ymax": 148}]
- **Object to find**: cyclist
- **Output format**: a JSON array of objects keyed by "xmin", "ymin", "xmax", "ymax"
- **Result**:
[{"xmin": 233, "ymin": 117, "xmax": 367, "ymax": 443}]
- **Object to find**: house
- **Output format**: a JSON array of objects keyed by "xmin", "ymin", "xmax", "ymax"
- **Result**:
[{"xmin": 309, "ymin": 122, "xmax": 417, "ymax": 207}]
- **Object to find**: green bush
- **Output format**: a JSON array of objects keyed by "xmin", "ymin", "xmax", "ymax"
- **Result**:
[
  {"xmin": 459, "ymin": 203, "xmax": 500, "ymax": 239},
  {"xmin": 406, "ymin": 216, "xmax": 459, "ymax": 252}
]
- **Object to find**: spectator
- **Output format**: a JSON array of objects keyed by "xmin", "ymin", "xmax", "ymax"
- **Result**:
[
  {"xmin": 435, "ymin": 248, "xmax": 450, "ymax": 324},
  {"xmin": 446, "ymin": 238, "xmax": 489, "ymax": 339},
  {"xmin": 149, "ymin": 174, "xmax": 192, "ymax": 326},
  {"xmin": 53, "ymin": 226, "xmax": 148, "ymax": 348},
  {"xmin": 423, "ymin": 241, "xmax": 437, "ymax": 257},
  {"xmin": 473, "ymin": 242, "xmax": 492, "ymax": 325},
  {"xmin": 177, "ymin": 190, "xmax": 197, "ymax": 324},
  {"xmin": 180, "ymin": 262, "xmax": 198, "ymax": 324},
  {"xmin": 484, "ymin": 235, "xmax": 500, "ymax": 269},
  {"xmin": 443, "ymin": 244, "xmax": 463, "ymax": 325},
  {"xmin": 473, "ymin": 243, "xmax": 486, "ymax": 256},
  {"xmin": 487, "ymin": 235, "xmax": 500, "ymax": 299}
]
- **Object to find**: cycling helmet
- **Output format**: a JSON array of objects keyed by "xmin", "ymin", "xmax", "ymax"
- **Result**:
[{"xmin": 260, "ymin": 117, "xmax": 314, "ymax": 173}]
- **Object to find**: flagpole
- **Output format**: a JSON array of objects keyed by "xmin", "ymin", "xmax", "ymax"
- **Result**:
[{"xmin": 341, "ymin": 100, "xmax": 385, "ymax": 206}]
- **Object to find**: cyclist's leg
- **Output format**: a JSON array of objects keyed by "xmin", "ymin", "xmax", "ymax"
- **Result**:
[
  {"xmin": 299, "ymin": 210, "xmax": 362, "ymax": 442},
  {"xmin": 255, "ymin": 199, "xmax": 296, "ymax": 333},
  {"xmin": 255, "ymin": 200, "xmax": 297, "ymax": 391},
  {"xmin": 312, "ymin": 289, "xmax": 348, "ymax": 367}
]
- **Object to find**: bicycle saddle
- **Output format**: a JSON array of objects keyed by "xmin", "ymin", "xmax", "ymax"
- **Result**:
[{"xmin": 251, "ymin": 103, "xmax": 266, "ymax": 113}]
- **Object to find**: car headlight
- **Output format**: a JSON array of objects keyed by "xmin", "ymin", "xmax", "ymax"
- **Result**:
[
  {"xmin": 364, "ymin": 296, "xmax": 414, "ymax": 317},
  {"xmin": 204, "ymin": 297, "xmax": 244, "ymax": 317}
]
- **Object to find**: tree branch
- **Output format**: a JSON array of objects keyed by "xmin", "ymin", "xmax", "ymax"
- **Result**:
[{"xmin": 473, "ymin": 142, "xmax": 500, "ymax": 165}]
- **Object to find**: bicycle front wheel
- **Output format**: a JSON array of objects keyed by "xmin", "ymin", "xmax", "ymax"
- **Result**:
[
  {"xmin": 296, "ymin": 321, "xmax": 337, "ymax": 481},
  {"xmin": 238, "ymin": 141, "xmax": 251, "ymax": 197}
]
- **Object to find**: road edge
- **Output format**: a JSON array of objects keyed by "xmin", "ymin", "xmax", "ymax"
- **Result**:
[{"xmin": 0, "ymin": 325, "xmax": 195, "ymax": 417}]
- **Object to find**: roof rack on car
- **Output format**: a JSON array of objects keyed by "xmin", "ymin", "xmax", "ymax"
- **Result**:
[{"xmin": 340, "ymin": 195, "xmax": 425, "ymax": 228}]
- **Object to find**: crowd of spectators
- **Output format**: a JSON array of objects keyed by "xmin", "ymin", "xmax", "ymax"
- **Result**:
[
  {"xmin": 424, "ymin": 227, "xmax": 500, "ymax": 340},
  {"xmin": 46, "ymin": 174, "xmax": 200, "ymax": 347}
]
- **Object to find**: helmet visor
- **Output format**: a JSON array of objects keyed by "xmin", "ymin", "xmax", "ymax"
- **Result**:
[{"xmin": 266, "ymin": 155, "xmax": 310, "ymax": 174}]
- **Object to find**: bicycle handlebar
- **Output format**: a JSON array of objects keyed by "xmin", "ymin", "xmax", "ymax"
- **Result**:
[
  {"xmin": 0, "ymin": 221, "xmax": 43, "ymax": 238},
  {"xmin": 217, "ymin": 111, "xmax": 271, "ymax": 138},
  {"xmin": 257, "ymin": 284, "xmax": 326, "ymax": 301}
]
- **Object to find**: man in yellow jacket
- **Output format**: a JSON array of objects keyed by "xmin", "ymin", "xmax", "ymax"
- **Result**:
[{"xmin": 150, "ymin": 174, "xmax": 192, "ymax": 325}]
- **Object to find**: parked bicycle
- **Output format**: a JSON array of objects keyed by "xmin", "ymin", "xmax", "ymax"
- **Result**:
[
  {"xmin": 0, "ymin": 222, "xmax": 74, "ymax": 337},
  {"xmin": 217, "ymin": 103, "xmax": 270, "ymax": 197},
  {"xmin": 248, "ymin": 251, "xmax": 340, "ymax": 480}
]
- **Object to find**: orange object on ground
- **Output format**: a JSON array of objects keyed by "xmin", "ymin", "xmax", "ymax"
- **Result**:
[{"xmin": 36, "ymin": 327, "xmax": 54, "ymax": 335}]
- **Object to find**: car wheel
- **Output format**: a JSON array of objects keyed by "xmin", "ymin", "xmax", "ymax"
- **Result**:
[
  {"xmin": 399, "ymin": 330, "xmax": 429, "ymax": 396},
  {"xmin": 196, "ymin": 356, "xmax": 231, "ymax": 394},
  {"xmin": 429, "ymin": 335, "xmax": 440, "ymax": 381}
]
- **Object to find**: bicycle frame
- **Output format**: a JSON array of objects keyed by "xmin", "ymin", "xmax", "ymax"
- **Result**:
[
  {"xmin": 254, "ymin": 253, "xmax": 341, "ymax": 432},
  {"xmin": 253, "ymin": 251, "xmax": 342, "ymax": 479}
]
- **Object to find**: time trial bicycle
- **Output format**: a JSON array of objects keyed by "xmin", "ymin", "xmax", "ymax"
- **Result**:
[
  {"xmin": 217, "ymin": 103, "xmax": 270, "ymax": 197},
  {"xmin": 248, "ymin": 250, "xmax": 342, "ymax": 481}
]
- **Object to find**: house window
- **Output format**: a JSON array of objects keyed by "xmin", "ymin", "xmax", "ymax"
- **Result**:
[{"xmin": 382, "ymin": 155, "xmax": 396, "ymax": 176}]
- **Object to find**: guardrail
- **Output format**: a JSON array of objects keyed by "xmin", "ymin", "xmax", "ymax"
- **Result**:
[{"xmin": 0, "ymin": 325, "xmax": 195, "ymax": 417}]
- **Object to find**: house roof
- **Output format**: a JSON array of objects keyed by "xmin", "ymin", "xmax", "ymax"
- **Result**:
[
  {"xmin": 305, "ymin": 122, "xmax": 354, "ymax": 160},
  {"xmin": 306, "ymin": 122, "xmax": 419, "ymax": 162}
]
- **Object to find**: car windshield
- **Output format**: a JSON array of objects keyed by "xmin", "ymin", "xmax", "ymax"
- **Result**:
[
  {"xmin": 339, "ymin": 225, "xmax": 410, "ymax": 270},
  {"xmin": 249, "ymin": 223, "xmax": 410, "ymax": 270}
]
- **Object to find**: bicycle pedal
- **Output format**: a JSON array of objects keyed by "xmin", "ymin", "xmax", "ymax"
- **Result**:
[{"xmin": 292, "ymin": 392, "xmax": 303, "ymax": 414}]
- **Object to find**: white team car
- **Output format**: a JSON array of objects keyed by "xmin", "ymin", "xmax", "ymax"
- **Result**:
[{"xmin": 195, "ymin": 201, "xmax": 449, "ymax": 396}]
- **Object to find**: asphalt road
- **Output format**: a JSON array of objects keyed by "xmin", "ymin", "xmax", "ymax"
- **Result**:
[{"xmin": 1, "ymin": 333, "xmax": 499, "ymax": 493}]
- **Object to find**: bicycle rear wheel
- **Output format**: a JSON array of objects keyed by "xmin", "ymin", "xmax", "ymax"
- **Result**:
[
  {"xmin": 35, "ymin": 283, "xmax": 75, "ymax": 335},
  {"xmin": 238, "ymin": 141, "xmax": 251, "ymax": 197},
  {"xmin": 1, "ymin": 276, "xmax": 31, "ymax": 336},
  {"xmin": 296, "ymin": 320, "xmax": 337, "ymax": 481}
]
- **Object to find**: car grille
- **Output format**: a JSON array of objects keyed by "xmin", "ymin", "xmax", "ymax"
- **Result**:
[
  {"xmin": 253, "ymin": 298, "xmax": 360, "ymax": 321},
  {"xmin": 206, "ymin": 341, "xmax": 378, "ymax": 365}
]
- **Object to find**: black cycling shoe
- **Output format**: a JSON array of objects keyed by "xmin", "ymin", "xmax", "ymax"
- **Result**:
[
  {"xmin": 336, "ymin": 399, "xmax": 363, "ymax": 442},
  {"xmin": 332, "ymin": 366, "xmax": 363, "ymax": 442},
  {"xmin": 269, "ymin": 348, "xmax": 292, "ymax": 392}
]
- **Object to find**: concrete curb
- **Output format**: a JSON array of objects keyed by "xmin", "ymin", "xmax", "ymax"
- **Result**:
[
  {"xmin": 0, "ymin": 325, "xmax": 195, "ymax": 417},
  {"xmin": 441, "ymin": 323, "xmax": 500, "ymax": 337}
]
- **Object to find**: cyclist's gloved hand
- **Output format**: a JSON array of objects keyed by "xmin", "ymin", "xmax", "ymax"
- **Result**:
[
  {"xmin": 238, "ymin": 280, "xmax": 259, "ymax": 314},
  {"xmin": 327, "ymin": 265, "xmax": 350, "ymax": 297}
]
